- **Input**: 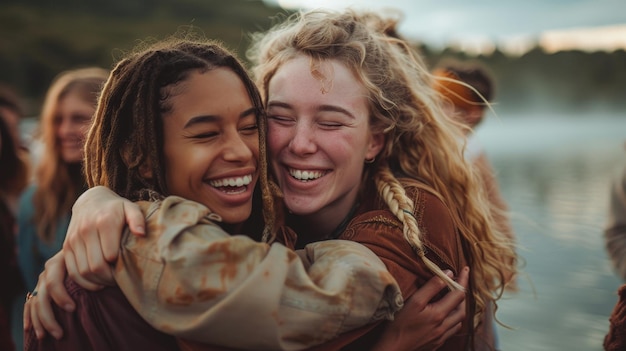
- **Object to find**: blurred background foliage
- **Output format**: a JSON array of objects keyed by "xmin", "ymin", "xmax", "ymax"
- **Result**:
[
  {"xmin": 1, "ymin": 0, "xmax": 625, "ymax": 116},
  {"xmin": 0, "ymin": 0, "xmax": 292, "ymax": 113}
]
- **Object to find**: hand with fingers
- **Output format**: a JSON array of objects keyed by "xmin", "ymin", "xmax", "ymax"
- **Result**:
[
  {"xmin": 64, "ymin": 186, "xmax": 145, "ymax": 290},
  {"xmin": 372, "ymin": 266, "xmax": 470, "ymax": 351},
  {"xmin": 24, "ymin": 252, "xmax": 70, "ymax": 340},
  {"xmin": 23, "ymin": 185, "xmax": 146, "ymax": 340}
]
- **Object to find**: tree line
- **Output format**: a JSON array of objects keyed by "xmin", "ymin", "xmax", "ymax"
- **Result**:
[{"xmin": 2, "ymin": 0, "xmax": 625, "ymax": 115}]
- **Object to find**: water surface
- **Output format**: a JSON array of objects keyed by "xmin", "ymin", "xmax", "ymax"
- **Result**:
[{"xmin": 477, "ymin": 113, "xmax": 626, "ymax": 351}]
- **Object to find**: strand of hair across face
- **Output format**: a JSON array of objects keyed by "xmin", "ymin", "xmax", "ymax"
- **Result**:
[
  {"xmin": 375, "ymin": 166, "xmax": 464, "ymax": 291},
  {"xmin": 257, "ymin": 108, "xmax": 277, "ymax": 243}
]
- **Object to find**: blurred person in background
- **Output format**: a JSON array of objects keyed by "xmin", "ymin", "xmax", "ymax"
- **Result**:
[
  {"xmin": 15, "ymin": 67, "xmax": 108, "ymax": 348},
  {"xmin": 604, "ymin": 285, "xmax": 626, "ymax": 351},
  {"xmin": 604, "ymin": 143, "xmax": 626, "ymax": 351},
  {"xmin": 432, "ymin": 61, "xmax": 517, "ymax": 265},
  {"xmin": 605, "ymin": 143, "xmax": 626, "ymax": 281},
  {"xmin": 0, "ymin": 83, "xmax": 30, "ymax": 351},
  {"xmin": 433, "ymin": 61, "xmax": 518, "ymax": 351},
  {"xmin": 0, "ymin": 83, "xmax": 29, "ymax": 154},
  {"xmin": 0, "ymin": 112, "xmax": 29, "ymax": 351},
  {"xmin": 0, "ymin": 82, "xmax": 30, "ymax": 235}
]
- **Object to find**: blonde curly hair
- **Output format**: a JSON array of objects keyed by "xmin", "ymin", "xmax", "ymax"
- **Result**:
[{"xmin": 248, "ymin": 8, "xmax": 518, "ymax": 332}]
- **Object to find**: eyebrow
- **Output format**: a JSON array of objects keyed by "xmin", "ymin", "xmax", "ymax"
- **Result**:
[
  {"xmin": 183, "ymin": 107, "xmax": 258, "ymax": 128},
  {"xmin": 267, "ymin": 101, "xmax": 356, "ymax": 119}
]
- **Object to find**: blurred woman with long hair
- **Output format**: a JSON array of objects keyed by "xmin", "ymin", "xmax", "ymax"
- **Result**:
[{"xmin": 17, "ymin": 67, "xmax": 108, "ymax": 291}]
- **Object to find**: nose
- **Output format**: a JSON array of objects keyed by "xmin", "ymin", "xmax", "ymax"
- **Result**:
[
  {"xmin": 56, "ymin": 117, "xmax": 72, "ymax": 138},
  {"xmin": 288, "ymin": 122, "xmax": 317, "ymax": 156},
  {"xmin": 222, "ymin": 133, "xmax": 254, "ymax": 162}
]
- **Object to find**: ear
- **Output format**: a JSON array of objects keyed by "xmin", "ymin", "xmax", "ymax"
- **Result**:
[{"xmin": 365, "ymin": 131, "xmax": 385, "ymax": 161}]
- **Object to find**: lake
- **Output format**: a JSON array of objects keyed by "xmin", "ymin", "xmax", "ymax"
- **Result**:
[{"xmin": 477, "ymin": 112, "xmax": 626, "ymax": 351}]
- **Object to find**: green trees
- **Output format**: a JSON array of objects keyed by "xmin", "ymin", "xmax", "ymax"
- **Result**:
[{"xmin": 1, "ymin": 1, "xmax": 624, "ymax": 115}]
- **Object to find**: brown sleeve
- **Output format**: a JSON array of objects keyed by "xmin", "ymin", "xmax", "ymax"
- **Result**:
[
  {"xmin": 24, "ymin": 276, "xmax": 179, "ymax": 351},
  {"xmin": 605, "ymin": 284, "xmax": 626, "ymax": 351},
  {"xmin": 332, "ymin": 189, "xmax": 471, "ymax": 351}
]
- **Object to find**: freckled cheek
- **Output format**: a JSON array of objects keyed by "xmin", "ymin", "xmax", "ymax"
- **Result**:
[
  {"xmin": 322, "ymin": 134, "xmax": 350, "ymax": 157},
  {"xmin": 267, "ymin": 126, "xmax": 289, "ymax": 157}
]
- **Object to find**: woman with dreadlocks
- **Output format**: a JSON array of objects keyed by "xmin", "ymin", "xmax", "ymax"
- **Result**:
[{"xmin": 22, "ymin": 36, "xmax": 424, "ymax": 351}]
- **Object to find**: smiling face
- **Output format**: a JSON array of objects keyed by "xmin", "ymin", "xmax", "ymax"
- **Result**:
[
  {"xmin": 54, "ymin": 91, "xmax": 95, "ymax": 163},
  {"xmin": 266, "ymin": 55, "xmax": 383, "ymax": 231},
  {"xmin": 160, "ymin": 68, "xmax": 260, "ymax": 224}
]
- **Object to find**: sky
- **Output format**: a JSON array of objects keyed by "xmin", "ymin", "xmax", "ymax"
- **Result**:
[{"xmin": 263, "ymin": 0, "xmax": 626, "ymax": 54}]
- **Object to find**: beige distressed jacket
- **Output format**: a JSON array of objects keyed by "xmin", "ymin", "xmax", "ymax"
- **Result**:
[{"xmin": 114, "ymin": 196, "xmax": 403, "ymax": 351}]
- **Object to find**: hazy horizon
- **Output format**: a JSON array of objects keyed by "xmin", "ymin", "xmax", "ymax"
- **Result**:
[{"xmin": 263, "ymin": 0, "xmax": 626, "ymax": 54}]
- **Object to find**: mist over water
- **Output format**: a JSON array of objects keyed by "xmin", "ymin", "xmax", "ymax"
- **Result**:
[
  {"xmin": 477, "ymin": 111, "xmax": 626, "ymax": 351},
  {"xmin": 478, "ymin": 111, "xmax": 626, "ymax": 157}
]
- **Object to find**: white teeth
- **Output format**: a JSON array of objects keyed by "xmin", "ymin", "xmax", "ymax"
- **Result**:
[
  {"xmin": 209, "ymin": 175, "xmax": 253, "ymax": 188},
  {"xmin": 289, "ymin": 169, "xmax": 324, "ymax": 181}
]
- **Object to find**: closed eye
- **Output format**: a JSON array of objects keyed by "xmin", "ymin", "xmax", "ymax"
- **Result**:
[
  {"xmin": 240, "ymin": 124, "xmax": 259, "ymax": 135},
  {"xmin": 190, "ymin": 131, "xmax": 219, "ymax": 139},
  {"xmin": 268, "ymin": 115, "xmax": 295, "ymax": 124},
  {"xmin": 319, "ymin": 121, "xmax": 343, "ymax": 128}
]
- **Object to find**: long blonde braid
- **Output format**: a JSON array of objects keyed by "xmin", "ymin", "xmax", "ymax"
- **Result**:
[{"xmin": 374, "ymin": 164, "xmax": 465, "ymax": 291}]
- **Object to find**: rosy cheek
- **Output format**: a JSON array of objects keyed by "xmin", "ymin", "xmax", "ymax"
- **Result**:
[{"xmin": 266, "ymin": 127, "xmax": 283, "ymax": 155}]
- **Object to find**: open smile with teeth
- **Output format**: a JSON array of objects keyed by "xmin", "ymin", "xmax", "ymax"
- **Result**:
[
  {"xmin": 208, "ymin": 174, "xmax": 253, "ymax": 193},
  {"xmin": 289, "ymin": 168, "xmax": 326, "ymax": 182}
]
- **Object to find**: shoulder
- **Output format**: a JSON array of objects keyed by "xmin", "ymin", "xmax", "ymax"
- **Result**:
[
  {"xmin": 401, "ymin": 181, "xmax": 451, "ymax": 217},
  {"xmin": 122, "ymin": 196, "xmax": 227, "ymax": 261},
  {"xmin": 344, "ymin": 179, "xmax": 454, "ymax": 238},
  {"xmin": 345, "ymin": 178, "xmax": 464, "ymax": 271},
  {"xmin": 17, "ymin": 185, "xmax": 37, "ymax": 228},
  {"xmin": 18, "ymin": 184, "xmax": 37, "ymax": 209},
  {"xmin": 404, "ymin": 181, "xmax": 456, "ymax": 236},
  {"xmin": 138, "ymin": 195, "xmax": 221, "ymax": 224},
  {"xmin": 399, "ymin": 179, "xmax": 463, "ymax": 267}
]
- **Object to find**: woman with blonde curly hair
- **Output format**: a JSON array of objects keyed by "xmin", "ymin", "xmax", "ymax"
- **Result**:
[{"xmin": 247, "ymin": 9, "xmax": 516, "ymax": 350}]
